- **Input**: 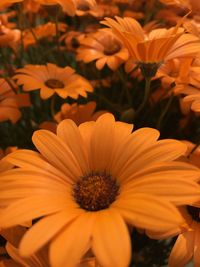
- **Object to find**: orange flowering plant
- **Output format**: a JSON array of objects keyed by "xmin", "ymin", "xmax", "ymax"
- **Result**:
[{"xmin": 1, "ymin": 0, "xmax": 200, "ymax": 266}]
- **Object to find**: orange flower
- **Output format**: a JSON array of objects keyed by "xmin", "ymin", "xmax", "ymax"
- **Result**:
[
  {"xmin": 23, "ymin": 22, "xmax": 67, "ymax": 49},
  {"xmin": 34, "ymin": 0, "xmax": 77, "ymax": 16},
  {"xmin": 75, "ymin": 0, "xmax": 98, "ymax": 17},
  {"xmin": 22, "ymin": 0, "xmax": 41, "ymax": 13},
  {"xmin": 0, "ymin": 0, "xmax": 23, "ymax": 9},
  {"xmin": 54, "ymin": 101, "xmax": 105, "ymax": 124},
  {"xmin": 77, "ymin": 30, "xmax": 129, "ymax": 71},
  {"xmin": 146, "ymin": 205, "xmax": 200, "ymax": 267},
  {"xmin": 59, "ymin": 30, "xmax": 85, "ymax": 52},
  {"xmin": 168, "ymin": 204, "xmax": 200, "ymax": 267},
  {"xmin": 40, "ymin": 101, "xmax": 106, "ymax": 132},
  {"xmin": 1, "ymin": 114, "xmax": 200, "ymax": 266},
  {"xmin": 14, "ymin": 63, "xmax": 93, "ymax": 99},
  {"xmin": 159, "ymin": 0, "xmax": 191, "ymax": 8},
  {"xmin": 0, "ymin": 78, "xmax": 30, "ymax": 124},
  {"xmin": 167, "ymin": 57, "xmax": 200, "ymax": 112},
  {"xmin": 101, "ymin": 16, "xmax": 200, "ymax": 75},
  {"xmin": 0, "ymin": 22, "xmax": 20, "ymax": 49}
]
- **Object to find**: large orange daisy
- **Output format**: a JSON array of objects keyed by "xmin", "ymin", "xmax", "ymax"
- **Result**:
[
  {"xmin": 14, "ymin": 63, "xmax": 93, "ymax": 99},
  {"xmin": 0, "ymin": 114, "xmax": 200, "ymax": 266},
  {"xmin": 101, "ymin": 16, "xmax": 200, "ymax": 75}
]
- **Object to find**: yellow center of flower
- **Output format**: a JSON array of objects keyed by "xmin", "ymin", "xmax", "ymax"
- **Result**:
[
  {"xmin": 45, "ymin": 79, "xmax": 65, "ymax": 89},
  {"xmin": 104, "ymin": 42, "xmax": 121, "ymax": 56},
  {"xmin": 187, "ymin": 205, "xmax": 200, "ymax": 222},
  {"xmin": 73, "ymin": 172, "xmax": 119, "ymax": 211}
]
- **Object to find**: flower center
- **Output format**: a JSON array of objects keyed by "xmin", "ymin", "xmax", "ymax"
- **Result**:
[
  {"xmin": 73, "ymin": 172, "xmax": 119, "ymax": 211},
  {"xmin": 78, "ymin": 3, "xmax": 90, "ymax": 11},
  {"xmin": 45, "ymin": 79, "xmax": 64, "ymax": 89},
  {"xmin": 187, "ymin": 205, "xmax": 200, "ymax": 222},
  {"xmin": 104, "ymin": 42, "xmax": 121, "ymax": 56}
]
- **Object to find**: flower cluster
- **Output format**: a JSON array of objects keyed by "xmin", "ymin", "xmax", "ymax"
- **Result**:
[{"xmin": 1, "ymin": 0, "xmax": 200, "ymax": 267}]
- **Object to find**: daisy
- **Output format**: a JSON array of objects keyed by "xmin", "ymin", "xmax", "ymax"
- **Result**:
[
  {"xmin": 75, "ymin": 0, "xmax": 98, "ymax": 17},
  {"xmin": 168, "ymin": 204, "xmax": 200, "ymax": 267},
  {"xmin": 34, "ymin": 0, "xmax": 77, "ymax": 16},
  {"xmin": 39, "ymin": 101, "xmax": 106, "ymax": 133},
  {"xmin": 0, "ymin": 78, "xmax": 30, "ymax": 124},
  {"xmin": 0, "ymin": 23, "xmax": 21, "ymax": 49},
  {"xmin": 1, "ymin": 114, "xmax": 200, "ymax": 267},
  {"xmin": 101, "ymin": 16, "xmax": 200, "ymax": 76},
  {"xmin": 23, "ymin": 22, "xmax": 67, "ymax": 49},
  {"xmin": 13, "ymin": 63, "xmax": 93, "ymax": 100},
  {"xmin": 77, "ymin": 30, "xmax": 129, "ymax": 71},
  {"xmin": 54, "ymin": 101, "xmax": 106, "ymax": 125}
]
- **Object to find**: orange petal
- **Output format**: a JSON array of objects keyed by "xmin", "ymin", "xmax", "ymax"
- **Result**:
[
  {"xmin": 113, "ymin": 193, "xmax": 186, "ymax": 232},
  {"xmin": 49, "ymin": 212, "xmax": 94, "ymax": 267},
  {"xmin": 19, "ymin": 209, "xmax": 82, "ymax": 256},
  {"xmin": 92, "ymin": 209, "xmax": 131, "ymax": 267},
  {"xmin": 169, "ymin": 230, "xmax": 194, "ymax": 267}
]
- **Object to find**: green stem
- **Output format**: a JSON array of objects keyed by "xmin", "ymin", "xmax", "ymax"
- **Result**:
[
  {"xmin": 50, "ymin": 94, "xmax": 57, "ymax": 118},
  {"xmin": 135, "ymin": 77, "xmax": 152, "ymax": 117},
  {"xmin": 187, "ymin": 143, "xmax": 200, "ymax": 159},
  {"xmin": 55, "ymin": 5, "xmax": 61, "ymax": 53},
  {"xmin": 117, "ymin": 70, "xmax": 132, "ymax": 106},
  {"xmin": 156, "ymin": 94, "xmax": 174, "ymax": 131},
  {"xmin": 17, "ymin": 3, "xmax": 24, "ymax": 66}
]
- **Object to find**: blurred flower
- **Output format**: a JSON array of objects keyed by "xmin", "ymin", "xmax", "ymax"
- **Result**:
[
  {"xmin": 1, "ymin": 114, "xmax": 200, "ymax": 266},
  {"xmin": 22, "ymin": 0, "xmax": 41, "ymax": 13},
  {"xmin": 168, "ymin": 57, "xmax": 200, "ymax": 112},
  {"xmin": 122, "ymin": 10, "xmax": 144, "ymax": 20},
  {"xmin": 92, "ymin": 4, "xmax": 119, "ymax": 18},
  {"xmin": 75, "ymin": 0, "xmax": 98, "ymax": 17},
  {"xmin": 54, "ymin": 101, "xmax": 105, "ymax": 124},
  {"xmin": 34, "ymin": 0, "xmax": 77, "ymax": 16},
  {"xmin": 0, "ymin": 11, "xmax": 17, "ymax": 29},
  {"xmin": 40, "ymin": 101, "xmax": 106, "ymax": 132},
  {"xmin": 0, "ymin": 0, "xmax": 23, "ymax": 9},
  {"xmin": 77, "ymin": 30, "xmax": 129, "ymax": 71},
  {"xmin": 14, "ymin": 63, "xmax": 93, "ymax": 99},
  {"xmin": 0, "ymin": 22, "xmax": 20, "ymax": 49},
  {"xmin": 23, "ymin": 22, "xmax": 67, "ymax": 49},
  {"xmin": 0, "ymin": 78, "xmax": 30, "ymax": 124},
  {"xmin": 0, "ymin": 225, "xmax": 49, "ymax": 267},
  {"xmin": 168, "ymin": 205, "xmax": 200, "ymax": 267},
  {"xmin": 146, "ymin": 204, "xmax": 200, "ymax": 267},
  {"xmin": 155, "ymin": 9, "xmax": 181, "ymax": 26},
  {"xmin": 159, "ymin": 0, "xmax": 191, "ymax": 9},
  {"xmin": 59, "ymin": 30, "xmax": 85, "ymax": 52}
]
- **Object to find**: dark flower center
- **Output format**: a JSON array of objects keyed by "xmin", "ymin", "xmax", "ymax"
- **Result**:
[
  {"xmin": 73, "ymin": 172, "xmax": 119, "ymax": 211},
  {"xmin": 78, "ymin": 4, "xmax": 90, "ymax": 11},
  {"xmin": 71, "ymin": 37, "xmax": 80, "ymax": 49},
  {"xmin": 187, "ymin": 205, "xmax": 200, "ymax": 222},
  {"xmin": 104, "ymin": 42, "xmax": 121, "ymax": 56},
  {"xmin": 45, "ymin": 79, "xmax": 65, "ymax": 89}
]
